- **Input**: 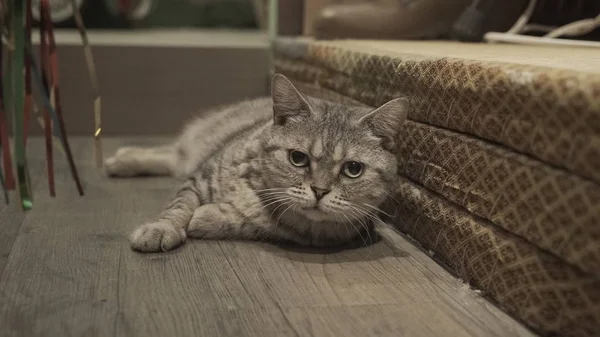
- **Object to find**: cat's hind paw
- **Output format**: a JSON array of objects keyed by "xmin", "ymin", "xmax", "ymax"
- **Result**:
[
  {"xmin": 130, "ymin": 222, "xmax": 186, "ymax": 253},
  {"xmin": 104, "ymin": 147, "xmax": 140, "ymax": 177},
  {"xmin": 104, "ymin": 156, "xmax": 131, "ymax": 177}
]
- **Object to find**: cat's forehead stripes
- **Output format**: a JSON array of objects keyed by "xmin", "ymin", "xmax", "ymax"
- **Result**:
[
  {"xmin": 313, "ymin": 140, "xmax": 348, "ymax": 177},
  {"xmin": 310, "ymin": 133, "xmax": 346, "ymax": 163},
  {"xmin": 331, "ymin": 163, "xmax": 343, "ymax": 176},
  {"xmin": 344, "ymin": 147, "xmax": 362, "ymax": 161},
  {"xmin": 332, "ymin": 144, "xmax": 344, "ymax": 162},
  {"xmin": 310, "ymin": 137, "xmax": 324, "ymax": 158}
]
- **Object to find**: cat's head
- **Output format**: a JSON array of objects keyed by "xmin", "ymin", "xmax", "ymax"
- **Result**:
[{"xmin": 260, "ymin": 74, "xmax": 408, "ymax": 223}]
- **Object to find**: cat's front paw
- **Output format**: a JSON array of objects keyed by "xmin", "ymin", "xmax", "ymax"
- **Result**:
[{"xmin": 130, "ymin": 222, "xmax": 186, "ymax": 252}]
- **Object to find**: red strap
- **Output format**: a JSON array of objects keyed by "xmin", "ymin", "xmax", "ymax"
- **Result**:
[
  {"xmin": 41, "ymin": 0, "xmax": 84, "ymax": 196},
  {"xmin": 39, "ymin": 0, "xmax": 55, "ymax": 196}
]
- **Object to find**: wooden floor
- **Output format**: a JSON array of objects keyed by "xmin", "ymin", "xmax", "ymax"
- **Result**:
[{"xmin": 0, "ymin": 138, "xmax": 536, "ymax": 337}]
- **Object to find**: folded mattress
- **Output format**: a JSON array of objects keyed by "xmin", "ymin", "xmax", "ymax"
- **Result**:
[{"xmin": 274, "ymin": 38, "xmax": 600, "ymax": 337}]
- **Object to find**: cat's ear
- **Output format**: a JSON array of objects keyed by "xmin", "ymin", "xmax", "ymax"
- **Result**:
[
  {"xmin": 271, "ymin": 74, "xmax": 313, "ymax": 125},
  {"xmin": 358, "ymin": 98, "xmax": 409, "ymax": 151}
]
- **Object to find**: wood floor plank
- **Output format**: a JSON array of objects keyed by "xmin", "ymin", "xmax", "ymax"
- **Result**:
[
  {"xmin": 117, "ymin": 307, "xmax": 298, "ymax": 337},
  {"xmin": 0, "ymin": 138, "xmax": 537, "ymax": 337},
  {"xmin": 0, "ymin": 138, "xmax": 172, "ymax": 337},
  {"xmin": 284, "ymin": 305, "xmax": 476, "ymax": 337},
  {"xmin": 375, "ymin": 225, "xmax": 536, "ymax": 337},
  {"xmin": 0, "ymin": 198, "xmax": 25, "ymax": 274}
]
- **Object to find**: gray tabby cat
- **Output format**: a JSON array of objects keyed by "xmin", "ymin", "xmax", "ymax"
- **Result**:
[{"xmin": 105, "ymin": 74, "xmax": 408, "ymax": 252}]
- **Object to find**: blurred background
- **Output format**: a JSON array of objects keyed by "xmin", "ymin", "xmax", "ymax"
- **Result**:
[
  {"xmin": 32, "ymin": 0, "xmax": 277, "ymax": 136},
  {"xmin": 37, "ymin": 0, "xmax": 599, "ymax": 136},
  {"xmin": 32, "ymin": 0, "xmax": 263, "ymax": 29}
]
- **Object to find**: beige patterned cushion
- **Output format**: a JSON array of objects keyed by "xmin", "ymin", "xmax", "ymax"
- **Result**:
[{"xmin": 274, "ymin": 41, "xmax": 600, "ymax": 336}]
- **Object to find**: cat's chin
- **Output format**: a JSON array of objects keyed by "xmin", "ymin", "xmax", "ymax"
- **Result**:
[
  {"xmin": 296, "ymin": 206, "xmax": 342, "ymax": 222},
  {"xmin": 299, "ymin": 208, "xmax": 327, "ymax": 220}
]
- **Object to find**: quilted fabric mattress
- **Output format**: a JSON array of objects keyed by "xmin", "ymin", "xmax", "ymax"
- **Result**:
[{"xmin": 274, "ymin": 38, "xmax": 600, "ymax": 337}]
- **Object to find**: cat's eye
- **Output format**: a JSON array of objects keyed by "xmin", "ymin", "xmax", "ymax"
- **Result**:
[
  {"xmin": 342, "ymin": 161, "xmax": 364, "ymax": 178},
  {"xmin": 289, "ymin": 150, "xmax": 309, "ymax": 167}
]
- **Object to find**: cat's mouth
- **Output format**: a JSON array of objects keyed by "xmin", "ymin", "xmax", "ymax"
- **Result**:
[
  {"xmin": 307, "ymin": 200, "xmax": 326, "ymax": 211},
  {"xmin": 301, "ymin": 204, "xmax": 323, "ymax": 213},
  {"xmin": 298, "ymin": 207, "xmax": 328, "ymax": 220},
  {"xmin": 299, "ymin": 202, "xmax": 333, "ymax": 217}
]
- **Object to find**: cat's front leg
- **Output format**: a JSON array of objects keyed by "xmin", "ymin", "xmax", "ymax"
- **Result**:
[
  {"xmin": 187, "ymin": 203, "xmax": 268, "ymax": 241},
  {"xmin": 131, "ymin": 176, "xmax": 205, "ymax": 252},
  {"xmin": 187, "ymin": 202, "xmax": 310, "ymax": 245}
]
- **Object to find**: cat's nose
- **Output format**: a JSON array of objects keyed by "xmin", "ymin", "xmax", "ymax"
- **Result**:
[{"xmin": 310, "ymin": 186, "xmax": 331, "ymax": 200}]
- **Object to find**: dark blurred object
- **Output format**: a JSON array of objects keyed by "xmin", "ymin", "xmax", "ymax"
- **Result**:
[
  {"xmin": 312, "ymin": 0, "xmax": 600, "ymax": 42},
  {"xmin": 31, "ymin": 0, "xmax": 151, "ymax": 28},
  {"xmin": 30, "ymin": 0, "xmax": 111, "ymax": 27},
  {"xmin": 313, "ymin": 0, "xmax": 472, "ymax": 40},
  {"xmin": 528, "ymin": 0, "xmax": 600, "ymax": 40},
  {"xmin": 278, "ymin": 0, "xmax": 304, "ymax": 36},
  {"xmin": 530, "ymin": 0, "xmax": 600, "ymax": 28},
  {"xmin": 451, "ymin": 0, "xmax": 528, "ymax": 42},
  {"xmin": 453, "ymin": 0, "xmax": 600, "ymax": 42},
  {"xmin": 143, "ymin": 0, "xmax": 257, "ymax": 28},
  {"xmin": 32, "ymin": 0, "xmax": 258, "ymax": 29},
  {"xmin": 252, "ymin": 0, "xmax": 304, "ymax": 35},
  {"xmin": 252, "ymin": 0, "xmax": 268, "ymax": 29}
]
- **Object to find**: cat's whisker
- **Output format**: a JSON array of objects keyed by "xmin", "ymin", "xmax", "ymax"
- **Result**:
[
  {"xmin": 351, "ymin": 204, "xmax": 382, "ymax": 225},
  {"xmin": 269, "ymin": 200, "xmax": 295, "ymax": 221},
  {"xmin": 257, "ymin": 191, "xmax": 293, "ymax": 198},
  {"xmin": 275, "ymin": 203, "xmax": 295, "ymax": 226},
  {"xmin": 357, "ymin": 212, "xmax": 382, "ymax": 238},
  {"xmin": 346, "ymin": 207, "xmax": 374, "ymax": 247},
  {"xmin": 248, "ymin": 198, "xmax": 288, "ymax": 211},
  {"xmin": 349, "ymin": 203, "xmax": 383, "ymax": 245},
  {"xmin": 255, "ymin": 188, "xmax": 288, "ymax": 193},
  {"xmin": 342, "ymin": 222, "xmax": 352, "ymax": 243},
  {"xmin": 351, "ymin": 202, "xmax": 380, "ymax": 217},
  {"xmin": 247, "ymin": 196, "xmax": 294, "ymax": 217},
  {"xmin": 258, "ymin": 197, "xmax": 292, "ymax": 210},
  {"xmin": 258, "ymin": 192, "xmax": 293, "ymax": 199},
  {"xmin": 256, "ymin": 191, "xmax": 293, "ymax": 200},
  {"xmin": 362, "ymin": 203, "xmax": 393, "ymax": 219},
  {"xmin": 258, "ymin": 194, "xmax": 292, "ymax": 203},
  {"xmin": 384, "ymin": 190, "xmax": 401, "ymax": 205},
  {"xmin": 245, "ymin": 192, "xmax": 295, "ymax": 212},
  {"xmin": 256, "ymin": 191, "xmax": 288, "ymax": 196},
  {"xmin": 339, "ymin": 211, "xmax": 368, "ymax": 248},
  {"xmin": 334, "ymin": 212, "xmax": 352, "ymax": 241},
  {"xmin": 344, "ymin": 209, "xmax": 377, "ymax": 260}
]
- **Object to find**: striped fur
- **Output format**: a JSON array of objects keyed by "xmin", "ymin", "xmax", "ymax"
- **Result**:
[{"xmin": 106, "ymin": 74, "xmax": 408, "ymax": 252}]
